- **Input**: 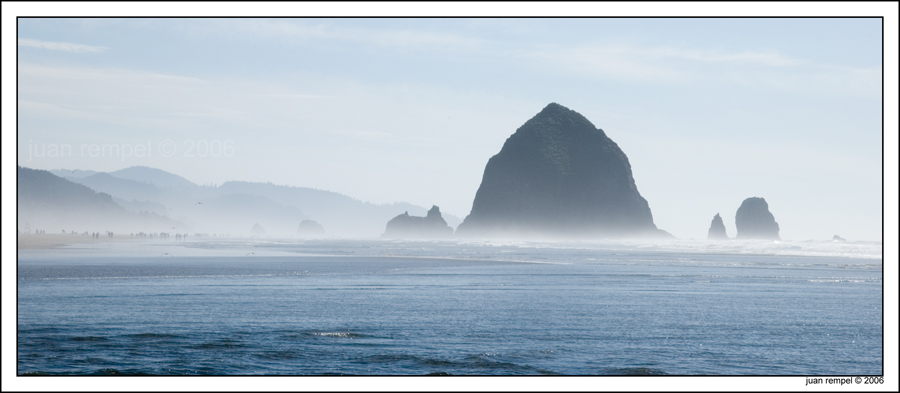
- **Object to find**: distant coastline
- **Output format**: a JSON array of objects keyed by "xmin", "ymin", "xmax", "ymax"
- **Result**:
[{"xmin": 17, "ymin": 233, "xmax": 141, "ymax": 250}]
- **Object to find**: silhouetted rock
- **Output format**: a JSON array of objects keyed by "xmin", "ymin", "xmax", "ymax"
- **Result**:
[
  {"xmin": 455, "ymin": 103, "xmax": 670, "ymax": 239},
  {"xmin": 735, "ymin": 197, "xmax": 780, "ymax": 240},
  {"xmin": 832, "ymin": 235, "xmax": 846, "ymax": 242},
  {"xmin": 707, "ymin": 213, "xmax": 729, "ymax": 240},
  {"xmin": 298, "ymin": 220, "xmax": 325, "ymax": 237},
  {"xmin": 250, "ymin": 223, "xmax": 266, "ymax": 236},
  {"xmin": 383, "ymin": 205, "xmax": 453, "ymax": 239}
]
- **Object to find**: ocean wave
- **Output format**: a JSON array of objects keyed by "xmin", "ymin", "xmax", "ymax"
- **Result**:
[
  {"xmin": 188, "ymin": 340, "xmax": 249, "ymax": 350},
  {"xmin": 124, "ymin": 333, "xmax": 185, "ymax": 339},
  {"xmin": 28, "ymin": 272, "xmax": 310, "ymax": 281},
  {"xmin": 70, "ymin": 336, "xmax": 109, "ymax": 342},
  {"xmin": 253, "ymin": 351, "xmax": 300, "ymax": 360},
  {"xmin": 602, "ymin": 367, "xmax": 667, "ymax": 375},
  {"xmin": 505, "ymin": 239, "xmax": 883, "ymax": 260},
  {"xmin": 309, "ymin": 332, "xmax": 367, "ymax": 338}
]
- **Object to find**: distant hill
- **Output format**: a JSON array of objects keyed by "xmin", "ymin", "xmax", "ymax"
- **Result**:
[
  {"xmin": 108, "ymin": 166, "xmax": 197, "ymax": 188},
  {"xmin": 42, "ymin": 165, "xmax": 460, "ymax": 237},
  {"xmin": 20, "ymin": 166, "xmax": 125, "ymax": 213},
  {"xmin": 17, "ymin": 166, "xmax": 180, "ymax": 233},
  {"xmin": 218, "ymin": 181, "xmax": 461, "ymax": 237},
  {"xmin": 49, "ymin": 169, "xmax": 98, "ymax": 179},
  {"xmin": 55, "ymin": 173, "xmax": 308, "ymax": 236},
  {"xmin": 68, "ymin": 173, "xmax": 164, "ymax": 202},
  {"xmin": 186, "ymin": 193, "xmax": 309, "ymax": 236},
  {"xmin": 113, "ymin": 197, "xmax": 169, "ymax": 217}
]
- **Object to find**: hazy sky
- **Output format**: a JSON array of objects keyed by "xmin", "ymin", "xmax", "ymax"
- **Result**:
[{"xmin": 10, "ymin": 10, "xmax": 894, "ymax": 240}]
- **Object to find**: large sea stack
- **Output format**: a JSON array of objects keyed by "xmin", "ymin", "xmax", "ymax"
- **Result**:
[
  {"xmin": 734, "ymin": 197, "xmax": 780, "ymax": 240},
  {"xmin": 383, "ymin": 205, "xmax": 453, "ymax": 239},
  {"xmin": 707, "ymin": 213, "xmax": 729, "ymax": 240},
  {"xmin": 455, "ymin": 103, "xmax": 669, "ymax": 239}
]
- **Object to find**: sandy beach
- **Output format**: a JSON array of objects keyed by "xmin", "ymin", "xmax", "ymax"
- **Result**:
[{"xmin": 16, "ymin": 234, "xmax": 141, "ymax": 249}]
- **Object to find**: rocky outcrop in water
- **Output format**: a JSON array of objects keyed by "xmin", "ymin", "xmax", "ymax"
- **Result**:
[
  {"xmin": 734, "ymin": 197, "xmax": 780, "ymax": 240},
  {"xmin": 383, "ymin": 205, "xmax": 453, "ymax": 239},
  {"xmin": 298, "ymin": 220, "xmax": 325, "ymax": 237},
  {"xmin": 455, "ymin": 103, "xmax": 670, "ymax": 239},
  {"xmin": 250, "ymin": 223, "xmax": 266, "ymax": 236},
  {"xmin": 707, "ymin": 213, "xmax": 729, "ymax": 240},
  {"xmin": 832, "ymin": 235, "xmax": 846, "ymax": 242}
]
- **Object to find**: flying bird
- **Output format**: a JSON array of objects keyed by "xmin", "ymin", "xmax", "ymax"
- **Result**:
[
  {"xmin": 246, "ymin": 252, "xmax": 255, "ymax": 256},
  {"xmin": 195, "ymin": 202, "xmax": 203, "ymax": 205}
]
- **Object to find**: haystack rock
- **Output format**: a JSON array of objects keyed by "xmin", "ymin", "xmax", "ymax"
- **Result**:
[
  {"xmin": 734, "ymin": 197, "xmax": 780, "ymax": 240},
  {"xmin": 707, "ymin": 213, "xmax": 729, "ymax": 240},
  {"xmin": 298, "ymin": 220, "xmax": 325, "ymax": 237},
  {"xmin": 250, "ymin": 223, "xmax": 266, "ymax": 236},
  {"xmin": 455, "ymin": 103, "xmax": 670, "ymax": 239},
  {"xmin": 832, "ymin": 235, "xmax": 846, "ymax": 242},
  {"xmin": 383, "ymin": 205, "xmax": 453, "ymax": 239}
]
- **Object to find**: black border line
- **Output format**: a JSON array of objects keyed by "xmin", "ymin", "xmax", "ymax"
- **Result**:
[{"xmin": 14, "ymin": 15, "xmax": 887, "ymax": 379}]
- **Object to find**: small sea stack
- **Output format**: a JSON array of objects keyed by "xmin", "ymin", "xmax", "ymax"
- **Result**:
[
  {"xmin": 383, "ymin": 205, "xmax": 453, "ymax": 239},
  {"xmin": 707, "ymin": 213, "xmax": 729, "ymax": 240},
  {"xmin": 250, "ymin": 223, "xmax": 266, "ymax": 236},
  {"xmin": 832, "ymin": 235, "xmax": 846, "ymax": 242},
  {"xmin": 298, "ymin": 220, "xmax": 326, "ymax": 238}
]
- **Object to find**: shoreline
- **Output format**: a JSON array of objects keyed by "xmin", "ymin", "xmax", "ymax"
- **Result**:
[{"xmin": 17, "ymin": 234, "xmax": 144, "ymax": 250}]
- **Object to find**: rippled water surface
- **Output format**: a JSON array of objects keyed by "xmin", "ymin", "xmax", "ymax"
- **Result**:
[{"xmin": 17, "ymin": 239, "xmax": 883, "ymax": 375}]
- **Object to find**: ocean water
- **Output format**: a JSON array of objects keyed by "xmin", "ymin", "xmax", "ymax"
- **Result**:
[{"xmin": 17, "ymin": 238, "xmax": 883, "ymax": 375}]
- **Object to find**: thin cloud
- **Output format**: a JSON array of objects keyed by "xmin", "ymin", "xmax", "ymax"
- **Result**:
[
  {"xmin": 17, "ymin": 99, "xmax": 188, "ymax": 130},
  {"xmin": 17, "ymin": 38, "xmax": 107, "ymax": 53},
  {"xmin": 516, "ymin": 46, "xmax": 688, "ymax": 83},
  {"xmin": 754, "ymin": 65, "xmax": 881, "ymax": 99},
  {"xmin": 653, "ymin": 47, "xmax": 800, "ymax": 67},
  {"xmin": 194, "ymin": 19, "xmax": 484, "ymax": 52},
  {"xmin": 18, "ymin": 63, "xmax": 205, "ymax": 84},
  {"xmin": 514, "ymin": 43, "xmax": 875, "ymax": 97},
  {"xmin": 366, "ymin": 28, "xmax": 483, "ymax": 49},
  {"xmin": 256, "ymin": 93, "xmax": 337, "ymax": 99}
]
